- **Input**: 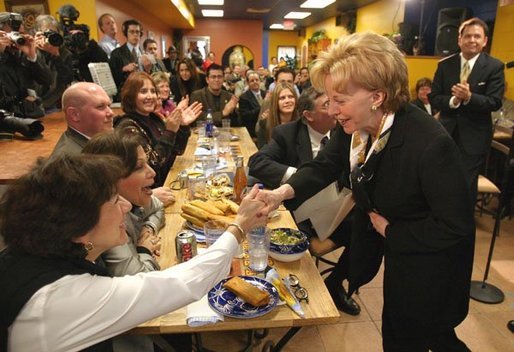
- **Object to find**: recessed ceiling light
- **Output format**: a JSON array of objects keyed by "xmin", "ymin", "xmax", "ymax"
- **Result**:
[
  {"xmin": 300, "ymin": 0, "xmax": 335, "ymax": 8},
  {"xmin": 270, "ymin": 24, "xmax": 284, "ymax": 29},
  {"xmin": 284, "ymin": 12, "xmax": 311, "ymax": 19},
  {"xmin": 202, "ymin": 9, "xmax": 224, "ymax": 17},
  {"xmin": 198, "ymin": 0, "xmax": 224, "ymax": 5}
]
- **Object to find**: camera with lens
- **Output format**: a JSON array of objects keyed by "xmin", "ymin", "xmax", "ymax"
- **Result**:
[
  {"xmin": 42, "ymin": 30, "xmax": 63, "ymax": 47},
  {"xmin": 57, "ymin": 5, "xmax": 90, "ymax": 52},
  {"xmin": 0, "ymin": 109, "xmax": 44, "ymax": 139},
  {"xmin": 6, "ymin": 31, "xmax": 25, "ymax": 45},
  {"xmin": 0, "ymin": 12, "xmax": 25, "ymax": 45}
]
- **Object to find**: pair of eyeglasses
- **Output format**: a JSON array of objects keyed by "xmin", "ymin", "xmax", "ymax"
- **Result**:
[{"xmin": 285, "ymin": 274, "xmax": 309, "ymax": 303}]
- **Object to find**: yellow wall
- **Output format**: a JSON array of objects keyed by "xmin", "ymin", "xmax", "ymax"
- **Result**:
[
  {"xmin": 490, "ymin": 3, "xmax": 514, "ymax": 99},
  {"xmin": 405, "ymin": 56, "xmax": 440, "ymax": 99},
  {"xmin": 268, "ymin": 30, "xmax": 299, "ymax": 65},
  {"xmin": 0, "ymin": 2, "xmax": 5, "ymax": 11},
  {"xmin": 356, "ymin": 0, "xmax": 405, "ymax": 35}
]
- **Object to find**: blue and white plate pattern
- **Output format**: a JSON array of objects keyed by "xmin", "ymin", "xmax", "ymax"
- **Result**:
[
  {"xmin": 208, "ymin": 276, "xmax": 279, "ymax": 319},
  {"xmin": 269, "ymin": 228, "xmax": 309, "ymax": 255}
]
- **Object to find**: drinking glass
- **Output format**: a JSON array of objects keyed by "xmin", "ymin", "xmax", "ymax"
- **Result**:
[
  {"xmin": 247, "ymin": 227, "xmax": 270, "ymax": 272},
  {"xmin": 204, "ymin": 220, "xmax": 225, "ymax": 247}
]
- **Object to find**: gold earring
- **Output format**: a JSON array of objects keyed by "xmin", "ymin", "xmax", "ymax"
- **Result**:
[
  {"xmin": 85, "ymin": 242, "xmax": 94, "ymax": 252},
  {"xmin": 371, "ymin": 105, "xmax": 378, "ymax": 111}
]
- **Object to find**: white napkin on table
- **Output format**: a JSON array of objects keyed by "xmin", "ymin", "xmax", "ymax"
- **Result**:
[{"xmin": 186, "ymin": 294, "xmax": 224, "ymax": 327}]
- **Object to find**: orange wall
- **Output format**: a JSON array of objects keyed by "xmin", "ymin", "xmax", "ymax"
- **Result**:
[
  {"xmin": 184, "ymin": 19, "xmax": 263, "ymax": 68},
  {"xmin": 95, "ymin": 0, "xmax": 173, "ymax": 58}
]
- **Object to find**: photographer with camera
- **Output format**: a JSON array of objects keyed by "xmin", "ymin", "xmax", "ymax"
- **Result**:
[
  {"xmin": 0, "ymin": 12, "xmax": 52, "ymax": 119},
  {"xmin": 57, "ymin": 5, "xmax": 108, "ymax": 82},
  {"xmin": 34, "ymin": 14, "xmax": 73, "ymax": 112}
]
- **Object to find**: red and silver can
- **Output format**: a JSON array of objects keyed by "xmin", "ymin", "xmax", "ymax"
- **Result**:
[{"xmin": 175, "ymin": 230, "xmax": 197, "ymax": 263}]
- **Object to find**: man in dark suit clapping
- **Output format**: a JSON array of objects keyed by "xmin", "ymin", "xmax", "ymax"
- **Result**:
[
  {"xmin": 238, "ymin": 70, "xmax": 266, "ymax": 140},
  {"xmin": 429, "ymin": 17, "xmax": 505, "ymax": 203}
]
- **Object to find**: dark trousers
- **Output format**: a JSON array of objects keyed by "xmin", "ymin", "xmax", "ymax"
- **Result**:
[{"xmin": 382, "ymin": 305, "xmax": 470, "ymax": 352}]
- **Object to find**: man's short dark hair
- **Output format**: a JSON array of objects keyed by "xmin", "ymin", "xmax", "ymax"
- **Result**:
[
  {"xmin": 415, "ymin": 77, "xmax": 432, "ymax": 93},
  {"xmin": 143, "ymin": 38, "xmax": 157, "ymax": 51},
  {"xmin": 275, "ymin": 66, "xmax": 295, "ymax": 81},
  {"xmin": 122, "ymin": 19, "xmax": 141, "ymax": 37},
  {"xmin": 297, "ymin": 87, "xmax": 324, "ymax": 119},
  {"xmin": 207, "ymin": 63, "xmax": 223, "ymax": 77}
]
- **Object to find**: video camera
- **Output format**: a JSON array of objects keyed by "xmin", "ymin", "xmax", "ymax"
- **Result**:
[
  {"xmin": 57, "ymin": 5, "xmax": 89, "ymax": 52},
  {"xmin": 0, "ymin": 12, "xmax": 26, "ymax": 45},
  {"xmin": 42, "ymin": 30, "xmax": 64, "ymax": 47},
  {"xmin": 0, "ymin": 109, "xmax": 44, "ymax": 139}
]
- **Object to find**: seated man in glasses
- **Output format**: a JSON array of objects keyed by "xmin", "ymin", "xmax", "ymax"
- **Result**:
[
  {"xmin": 190, "ymin": 63, "xmax": 239, "ymax": 127},
  {"xmin": 248, "ymin": 87, "xmax": 360, "ymax": 316}
]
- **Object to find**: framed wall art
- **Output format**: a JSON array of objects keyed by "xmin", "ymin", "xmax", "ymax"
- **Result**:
[{"xmin": 4, "ymin": 0, "xmax": 50, "ymax": 33}]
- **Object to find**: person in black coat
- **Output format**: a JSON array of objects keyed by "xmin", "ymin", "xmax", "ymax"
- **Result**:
[
  {"xmin": 238, "ymin": 70, "xmax": 266, "ymax": 139},
  {"xmin": 429, "ymin": 17, "xmax": 505, "ymax": 204},
  {"xmin": 257, "ymin": 32, "xmax": 474, "ymax": 351},
  {"xmin": 412, "ymin": 77, "xmax": 437, "ymax": 117},
  {"xmin": 249, "ymin": 87, "xmax": 360, "ymax": 316}
]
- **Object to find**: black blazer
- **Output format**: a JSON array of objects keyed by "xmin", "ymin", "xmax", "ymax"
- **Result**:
[
  {"xmin": 286, "ymin": 103, "xmax": 475, "ymax": 335},
  {"xmin": 411, "ymin": 98, "xmax": 436, "ymax": 116},
  {"xmin": 249, "ymin": 119, "xmax": 312, "ymax": 189},
  {"xmin": 429, "ymin": 52, "xmax": 505, "ymax": 155},
  {"xmin": 238, "ymin": 89, "xmax": 266, "ymax": 138},
  {"xmin": 109, "ymin": 44, "xmax": 138, "ymax": 90}
]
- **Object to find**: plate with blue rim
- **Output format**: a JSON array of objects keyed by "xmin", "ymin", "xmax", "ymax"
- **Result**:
[
  {"xmin": 208, "ymin": 276, "xmax": 279, "ymax": 319},
  {"xmin": 185, "ymin": 221, "xmax": 205, "ymax": 243}
]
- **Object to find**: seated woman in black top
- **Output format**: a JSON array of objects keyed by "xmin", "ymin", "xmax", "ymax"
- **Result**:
[{"xmin": 115, "ymin": 71, "xmax": 201, "ymax": 205}]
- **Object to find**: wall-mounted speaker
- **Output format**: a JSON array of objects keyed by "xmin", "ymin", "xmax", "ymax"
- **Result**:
[
  {"xmin": 435, "ymin": 7, "xmax": 471, "ymax": 56},
  {"xmin": 298, "ymin": 28, "xmax": 306, "ymax": 37},
  {"xmin": 335, "ymin": 11, "xmax": 356, "ymax": 33}
]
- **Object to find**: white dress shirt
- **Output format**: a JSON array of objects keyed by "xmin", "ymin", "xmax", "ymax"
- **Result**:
[
  {"xmin": 9, "ymin": 233, "xmax": 238, "ymax": 352},
  {"xmin": 98, "ymin": 34, "xmax": 120, "ymax": 59}
]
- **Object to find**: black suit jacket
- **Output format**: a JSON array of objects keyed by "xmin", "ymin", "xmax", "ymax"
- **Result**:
[
  {"xmin": 429, "ymin": 52, "xmax": 505, "ymax": 155},
  {"xmin": 238, "ymin": 89, "xmax": 266, "ymax": 138},
  {"xmin": 249, "ymin": 119, "xmax": 312, "ymax": 189},
  {"xmin": 411, "ymin": 98, "xmax": 437, "ymax": 116},
  {"xmin": 286, "ymin": 104, "xmax": 475, "ymax": 336},
  {"xmin": 109, "ymin": 44, "xmax": 138, "ymax": 90}
]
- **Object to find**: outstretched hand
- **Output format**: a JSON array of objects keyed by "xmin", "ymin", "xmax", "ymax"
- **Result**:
[{"xmin": 181, "ymin": 101, "xmax": 203, "ymax": 126}]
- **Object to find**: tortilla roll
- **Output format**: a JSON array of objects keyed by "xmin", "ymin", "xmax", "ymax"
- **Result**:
[
  {"xmin": 190, "ymin": 199, "xmax": 224, "ymax": 215},
  {"xmin": 223, "ymin": 276, "xmax": 270, "ymax": 307},
  {"xmin": 181, "ymin": 203, "xmax": 210, "ymax": 221},
  {"xmin": 180, "ymin": 213, "xmax": 205, "ymax": 228}
]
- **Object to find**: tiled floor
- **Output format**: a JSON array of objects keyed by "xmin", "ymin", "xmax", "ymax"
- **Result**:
[{"xmin": 200, "ymin": 214, "xmax": 514, "ymax": 351}]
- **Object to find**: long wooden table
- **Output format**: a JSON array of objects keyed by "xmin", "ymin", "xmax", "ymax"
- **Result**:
[{"xmin": 130, "ymin": 128, "xmax": 340, "ymax": 339}]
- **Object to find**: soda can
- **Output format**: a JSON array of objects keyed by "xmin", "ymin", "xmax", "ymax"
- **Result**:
[{"xmin": 176, "ymin": 230, "xmax": 197, "ymax": 263}]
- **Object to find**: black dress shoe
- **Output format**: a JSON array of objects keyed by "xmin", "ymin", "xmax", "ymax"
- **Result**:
[
  {"xmin": 325, "ymin": 279, "xmax": 361, "ymax": 316},
  {"xmin": 508, "ymin": 320, "xmax": 514, "ymax": 333}
]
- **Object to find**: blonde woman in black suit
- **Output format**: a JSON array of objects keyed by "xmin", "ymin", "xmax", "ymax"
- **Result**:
[{"xmin": 257, "ymin": 32, "xmax": 474, "ymax": 351}]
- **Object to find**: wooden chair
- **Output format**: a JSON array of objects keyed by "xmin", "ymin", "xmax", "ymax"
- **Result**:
[{"xmin": 309, "ymin": 237, "xmax": 343, "ymax": 277}]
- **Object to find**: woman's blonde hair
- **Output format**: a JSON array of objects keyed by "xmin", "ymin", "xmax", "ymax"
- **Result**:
[
  {"xmin": 310, "ymin": 32, "xmax": 410, "ymax": 113},
  {"xmin": 266, "ymin": 82, "xmax": 298, "ymax": 142}
]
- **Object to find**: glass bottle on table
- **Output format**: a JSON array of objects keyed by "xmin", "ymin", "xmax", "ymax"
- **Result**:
[{"xmin": 233, "ymin": 156, "xmax": 247, "ymax": 204}]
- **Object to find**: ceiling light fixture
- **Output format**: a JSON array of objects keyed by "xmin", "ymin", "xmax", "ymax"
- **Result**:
[
  {"xmin": 300, "ymin": 0, "xmax": 335, "ymax": 8},
  {"xmin": 198, "ymin": 0, "xmax": 224, "ymax": 5},
  {"xmin": 284, "ymin": 12, "xmax": 311, "ymax": 19},
  {"xmin": 202, "ymin": 9, "xmax": 224, "ymax": 17},
  {"xmin": 270, "ymin": 24, "xmax": 284, "ymax": 29}
]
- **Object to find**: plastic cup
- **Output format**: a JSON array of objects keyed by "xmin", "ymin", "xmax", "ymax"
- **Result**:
[
  {"xmin": 187, "ymin": 176, "xmax": 206, "ymax": 200},
  {"xmin": 222, "ymin": 118, "xmax": 231, "ymax": 129},
  {"xmin": 201, "ymin": 155, "xmax": 217, "ymax": 178},
  {"xmin": 204, "ymin": 220, "xmax": 225, "ymax": 247},
  {"xmin": 247, "ymin": 227, "xmax": 270, "ymax": 272}
]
